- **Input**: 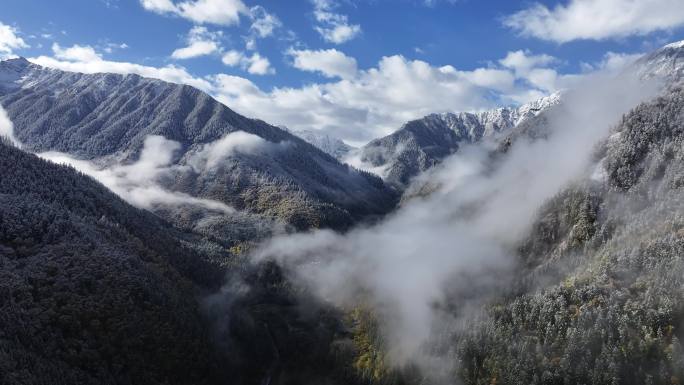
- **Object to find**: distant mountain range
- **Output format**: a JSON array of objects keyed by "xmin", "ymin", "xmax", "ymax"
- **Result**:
[
  {"xmin": 356, "ymin": 92, "xmax": 561, "ymax": 189},
  {"xmin": 354, "ymin": 40, "xmax": 684, "ymax": 191}
]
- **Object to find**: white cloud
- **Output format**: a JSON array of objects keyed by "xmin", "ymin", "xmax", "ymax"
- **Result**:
[
  {"xmin": 221, "ymin": 50, "xmax": 274, "ymax": 75},
  {"xmin": 249, "ymin": 5, "xmax": 281, "ymax": 38},
  {"xmin": 52, "ymin": 43, "xmax": 102, "ymax": 62},
  {"xmin": 140, "ymin": 0, "xmax": 177, "ymax": 13},
  {"xmin": 499, "ymin": 50, "xmax": 561, "ymax": 92},
  {"xmin": 499, "ymin": 50, "xmax": 556, "ymax": 74},
  {"xmin": 29, "ymin": 38, "xmax": 644, "ymax": 147},
  {"xmin": 221, "ymin": 49, "xmax": 243, "ymax": 66},
  {"xmin": 504, "ymin": 0, "xmax": 684, "ymax": 43},
  {"xmin": 0, "ymin": 22, "xmax": 29, "ymax": 57},
  {"xmin": 171, "ymin": 26, "xmax": 221, "ymax": 59},
  {"xmin": 288, "ymin": 48, "xmax": 357, "ymax": 79},
  {"xmin": 0, "ymin": 104, "xmax": 19, "ymax": 147},
  {"xmin": 39, "ymin": 135, "xmax": 235, "ymax": 214},
  {"xmin": 583, "ymin": 51, "xmax": 643, "ymax": 73},
  {"xmin": 245, "ymin": 52, "xmax": 273, "ymax": 75},
  {"xmin": 30, "ymin": 52, "xmax": 214, "ymax": 91},
  {"xmin": 311, "ymin": 0, "xmax": 361, "ymax": 44},
  {"xmin": 187, "ymin": 130, "xmax": 286, "ymax": 169},
  {"xmin": 140, "ymin": 0, "xmax": 248, "ymax": 26},
  {"xmin": 172, "ymin": 40, "xmax": 218, "ymax": 59},
  {"xmin": 211, "ymin": 54, "xmax": 526, "ymax": 144}
]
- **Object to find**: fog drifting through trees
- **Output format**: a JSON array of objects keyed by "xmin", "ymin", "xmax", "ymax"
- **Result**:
[{"xmin": 253, "ymin": 69, "xmax": 662, "ymax": 375}]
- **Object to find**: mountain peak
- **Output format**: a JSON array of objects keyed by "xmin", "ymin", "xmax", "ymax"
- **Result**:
[
  {"xmin": 635, "ymin": 40, "xmax": 684, "ymax": 81},
  {"xmin": 662, "ymin": 40, "xmax": 684, "ymax": 50},
  {"xmin": 0, "ymin": 56, "xmax": 31, "ymax": 70},
  {"xmin": 0, "ymin": 57, "xmax": 34, "ymax": 87}
]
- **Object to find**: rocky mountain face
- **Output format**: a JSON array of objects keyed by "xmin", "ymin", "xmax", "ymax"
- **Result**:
[
  {"xmin": 357, "ymin": 92, "xmax": 561, "ymax": 189},
  {"xmin": 0, "ymin": 58, "xmax": 397, "ymax": 230}
]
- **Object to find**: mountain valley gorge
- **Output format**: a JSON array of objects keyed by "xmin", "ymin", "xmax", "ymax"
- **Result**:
[{"xmin": 1, "ymin": 37, "xmax": 684, "ymax": 385}]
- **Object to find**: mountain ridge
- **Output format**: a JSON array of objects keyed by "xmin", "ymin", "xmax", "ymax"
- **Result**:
[
  {"xmin": 357, "ymin": 92, "xmax": 561, "ymax": 189},
  {"xmin": 0, "ymin": 58, "xmax": 398, "ymax": 230}
]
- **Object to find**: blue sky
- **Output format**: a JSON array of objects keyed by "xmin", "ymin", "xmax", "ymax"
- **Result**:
[{"xmin": 1, "ymin": 0, "xmax": 684, "ymax": 144}]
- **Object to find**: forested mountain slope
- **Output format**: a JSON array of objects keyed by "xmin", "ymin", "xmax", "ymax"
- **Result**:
[
  {"xmin": 0, "ymin": 58, "xmax": 397, "ymax": 230},
  {"xmin": 0, "ymin": 140, "xmax": 225, "ymax": 385},
  {"xmin": 0, "ymin": 138, "xmax": 382, "ymax": 385},
  {"xmin": 454, "ymin": 87, "xmax": 684, "ymax": 385}
]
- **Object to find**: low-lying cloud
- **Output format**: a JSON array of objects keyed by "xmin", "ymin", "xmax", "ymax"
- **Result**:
[
  {"xmin": 38, "ymin": 130, "xmax": 285, "ymax": 215},
  {"xmin": 39, "ymin": 135, "xmax": 236, "ymax": 213},
  {"xmin": 251, "ymin": 68, "xmax": 662, "ymax": 375},
  {"xmin": 187, "ymin": 130, "xmax": 286, "ymax": 170}
]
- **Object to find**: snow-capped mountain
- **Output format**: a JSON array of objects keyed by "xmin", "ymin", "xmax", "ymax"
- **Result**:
[
  {"xmin": 634, "ymin": 40, "xmax": 684, "ymax": 81},
  {"xmin": 287, "ymin": 128, "xmax": 355, "ymax": 160},
  {"xmin": 0, "ymin": 57, "xmax": 397, "ymax": 230},
  {"xmin": 432, "ymin": 92, "xmax": 562, "ymax": 141},
  {"xmin": 357, "ymin": 92, "xmax": 561, "ymax": 189},
  {"xmin": 357, "ymin": 40, "xmax": 684, "ymax": 191}
]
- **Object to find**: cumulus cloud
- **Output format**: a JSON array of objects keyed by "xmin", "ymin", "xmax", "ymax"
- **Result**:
[
  {"xmin": 30, "ymin": 50, "xmax": 214, "ymax": 91},
  {"xmin": 221, "ymin": 50, "xmax": 274, "ymax": 75},
  {"xmin": 287, "ymin": 48, "xmax": 357, "ymax": 79},
  {"xmin": 499, "ymin": 50, "xmax": 565, "ymax": 92},
  {"xmin": 140, "ymin": 0, "xmax": 177, "ymax": 13},
  {"xmin": 249, "ymin": 5, "xmax": 281, "ymax": 38},
  {"xmin": 171, "ymin": 26, "xmax": 221, "ymax": 59},
  {"xmin": 28, "ymin": 39, "xmax": 648, "ymax": 146},
  {"xmin": 252, "ymin": 69, "xmax": 662, "ymax": 373},
  {"xmin": 140, "ymin": 0, "xmax": 248, "ymax": 26},
  {"xmin": 499, "ymin": 50, "xmax": 557, "ymax": 74},
  {"xmin": 211, "ymin": 53, "xmax": 554, "ymax": 145},
  {"xmin": 581, "ymin": 51, "xmax": 644, "ymax": 73},
  {"xmin": 167, "ymin": 24, "xmax": 275, "ymax": 73},
  {"xmin": 311, "ymin": 0, "xmax": 361, "ymax": 44},
  {"xmin": 52, "ymin": 43, "xmax": 102, "ymax": 62},
  {"xmin": 0, "ymin": 22, "xmax": 29, "ymax": 58},
  {"xmin": 504, "ymin": 0, "xmax": 684, "ymax": 43}
]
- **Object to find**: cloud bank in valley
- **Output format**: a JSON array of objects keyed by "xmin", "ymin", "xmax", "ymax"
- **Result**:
[
  {"xmin": 39, "ymin": 135, "xmax": 235, "ymax": 214},
  {"xmin": 38, "ymin": 131, "xmax": 277, "ymax": 215},
  {"xmin": 252, "ymin": 69, "xmax": 662, "ymax": 374}
]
